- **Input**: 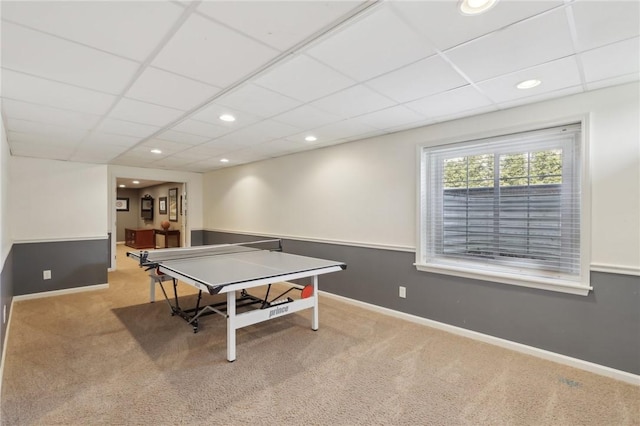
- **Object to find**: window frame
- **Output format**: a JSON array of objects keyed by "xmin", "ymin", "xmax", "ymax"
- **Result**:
[{"xmin": 416, "ymin": 117, "xmax": 591, "ymax": 296}]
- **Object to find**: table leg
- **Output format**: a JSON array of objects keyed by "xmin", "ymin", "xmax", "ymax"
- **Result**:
[
  {"xmin": 149, "ymin": 276, "xmax": 155, "ymax": 303},
  {"xmin": 226, "ymin": 290, "xmax": 236, "ymax": 362},
  {"xmin": 312, "ymin": 275, "xmax": 319, "ymax": 331}
]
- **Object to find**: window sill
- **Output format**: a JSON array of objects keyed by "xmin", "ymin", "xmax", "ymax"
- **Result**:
[{"xmin": 414, "ymin": 262, "xmax": 592, "ymax": 296}]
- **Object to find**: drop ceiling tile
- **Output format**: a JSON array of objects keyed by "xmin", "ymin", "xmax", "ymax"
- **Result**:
[
  {"xmin": 308, "ymin": 85, "xmax": 396, "ymax": 118},
  {"xmin": 432, "ymin": 105, "xmax": 499, "ymax": 125},
  {"xmin": 149, "ymin": 156, "xmax": 196, "ymax": 168},
  {"xmin": 305, "ymin": 4, "xmax": 434, "ymax": 81},
  {"xmin": 365, "ymin": 54, "xmax": 468, "ymax": 103},
  {"xmin": 151, "ymin": 13, "xmax": 279, "ymax": 87},
  {"xmin": 585, "ymin": 74, "xmax": 639, "ymax": 91},
  {"xmin": 110, "ymin": 152, "xmax": 158, "ymax": 166},
  {"xmin": 351, "ymin": 105, "xmax": 426, "ymax": 130},
  {"xmin": 180, "ymin": 164, "xmax": 215, "ymax": 173},
  {"xmin": 293, "ymin": 119, "xmax": 379, "ymax": 142},
  {"xmin": 2, "ymin": 99, "xmax": 101, "ymax": 130},
  {"xmin": 7, "ymin": 118, "xmax": 89, "ymax": 140},
  {"xmin": 172, "ymin": 147, "xmax": 219, "ymax": 161},
  {"xmin": 216, "ymin": 83, "xmax": 302, "ymax": 118},
  {"xmin": 217, "ymin": 148, "xmax": 270, "ymax": 164},
  {"xmin": 9, "ymin": 141, "xmax": 75, "ymax": 160},
  {"xmin": 109, "ymin": 98, "xmax": 184, "ymax": 127},
  {"xmin": 383, "ymin": 118, "xmax": 436, "ymax": 134},
  {"xmin": 125, "ymin": 67, "xmax": 221, "ymax": 111},
  {"xmin": 85, "ymin": 132, "xmax": 142, "ymax": 149},
  {"xmin": 2, "ymin": 1, "xmax": 184, "ymax": 61},
  {"xmin": 183, "ymin": 158, "xmax": 233, "ymax": 172},
  {"xmin": 196, "ymin": 1, "xmax": 365, "ymax": 51},
  {"xmin": 250, "ymin": 139, "xmax": 305, "ymax": 157},
  {"xmin": 170, "ymin": 119, "xmax": 231, "ymax": 139},
  {"xmin": 196, "ymin": 139, "xmax": 244, "ymax": 155},
  {"xmin": 253, "ymin": 54, "xmax": 356, "ymax": 102},
  {"xmin": 272, "ymin": 105, "xmax": 342, "ymax": 129},
  {"xmin": 97, "ymin": 118, "xmax": 160, "ymax": 138},
  {"xmin": 75, "ymin": 143, "xmax": 127, "ymax": 155},
  {"xmin": 497, "ymin": 86, "xmax": 583, "ymax": 110},
  {"xmin": 1, "ymin": 69, "xmax": 117, "ymax": 115},
  {"xmin": 476, "ymin": 56, "xmax": 582, "ymax": 104},
  {"xmin": 390, "ymin": 1, "xmax": 563, "ymax": 51},
  {"xmin": 2, "ymin": 22, "xmax": 139, "ymax": 94},
  {"xmin": 155, "ymin": 129, "xmax": 210, "ymax": 145},
  {"xmin": 137, "ymin": 138, "xmax": 192, "ymax": 155},
  {"xmin": 187, "ymin": 141, "xmax": 239, "ymax": 157},
  {"xmin": 444, "ymin": 8, "xmax": 574, "ymax": 82},
  {"xmin": 405, "ymin": 85, "xmax": 494, "ymax": 119},
  {"xmin": 581, "ymin": 37, "xmax": 640, "ymax": 84},
  {"xmin": 69, "ymin": 149, "xmax": 122, "ymax": 164},
  {"xmin": 216, "ymin": 120, "xmax": 302, "ymax": 147},
  {"xmin": 189, "ymin": 103, "xmax": 264, "ymax": 129},
  {"xmin": 8, "ymin": 130, "xmax": 84, "ymax": 147},
  {"xmin": 571, "ymin": 0, "xmax": 640, "ymax": 52}
]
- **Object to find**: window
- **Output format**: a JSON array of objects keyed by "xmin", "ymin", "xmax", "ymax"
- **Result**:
[{"xmin": 417, "ymin": 123, "xmax": 590, "ymax": 295}]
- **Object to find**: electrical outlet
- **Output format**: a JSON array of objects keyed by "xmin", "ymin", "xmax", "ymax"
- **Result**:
[
  {"xmin": 399, "ymin": 286, "xmax": 406, "ymax": 298},
  {"xmin": 43, "ymin": 270, "xmax": 52, "ymax": 280}
]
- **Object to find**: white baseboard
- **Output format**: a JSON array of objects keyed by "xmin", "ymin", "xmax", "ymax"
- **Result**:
[
  {"xmin": 319, "ymin": 291, "xmax": 640, "ymax": 387},
  {"xmin": 0, "ymin": 298, "xmax": 15, "ymax": 399},
  {"xmin": 13, "ymin": 283, "xmax": 109, "ymax": 301}
]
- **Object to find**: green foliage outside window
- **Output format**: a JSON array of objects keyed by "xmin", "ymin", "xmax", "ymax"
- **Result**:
[{"xmin": 443, "ymin": 150, "xmax": 562, "ymax": 188}]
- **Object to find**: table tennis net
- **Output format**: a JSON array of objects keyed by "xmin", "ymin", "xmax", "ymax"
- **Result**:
[{"xmin": 139, "ymin": 239, "xmax": 282, "ymax": 264}]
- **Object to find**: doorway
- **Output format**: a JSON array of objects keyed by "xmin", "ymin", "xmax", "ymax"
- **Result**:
[{"xmin": 111, "ymin": 177, "xmax": 188, "ymax": 271}]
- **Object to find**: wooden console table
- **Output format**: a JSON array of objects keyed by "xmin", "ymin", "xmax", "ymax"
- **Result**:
[
  {"xmin": 125, "ymin": 228, "xmax": 155, "ymax": 249},
  {"xmin": 154, "ymin": 229, "xmax": 180, "ymax": 248}
]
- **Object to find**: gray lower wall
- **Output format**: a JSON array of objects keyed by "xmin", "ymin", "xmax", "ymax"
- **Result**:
[
  {"xmin": 191, "ymin": 229, "xmax": 204, "ymax": 247},
  {"xmin": 204, "ymin": 230, "xmax": 640, "ymax": 375},
  {"xmin": 1, "ymin": 248, "xmax": 14, "ymax": 362},
  {"xmin": 12, "ymin": 239, "xmax": 109, "ymax": 296}
]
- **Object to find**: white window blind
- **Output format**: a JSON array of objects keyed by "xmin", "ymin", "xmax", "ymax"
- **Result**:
[{"xmin": 418, "ymin": 124, "xmax": 590, "ymax": 294}]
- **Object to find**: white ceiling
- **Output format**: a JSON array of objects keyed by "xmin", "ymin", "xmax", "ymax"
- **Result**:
[{"xmin": 1, "ymin": 0, "xmax": 638, "ymax": 173}]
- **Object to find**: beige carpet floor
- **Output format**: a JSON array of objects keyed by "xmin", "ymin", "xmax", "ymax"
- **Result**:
[{"xmin": 1, "ymin": 245, "xmax": 638, "ymax": 425}]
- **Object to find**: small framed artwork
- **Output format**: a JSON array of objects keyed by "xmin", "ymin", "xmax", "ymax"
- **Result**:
[
  {"xmin": 159, "ymin": 197, "xmax": 167, "ymax": 214},
  {"xmin": 169, "ymin": 187, "xmax": 178, "ymax": 222},
  {"xmin": 116, "ymin": 197, "xmax": 129, "ymax": 211}
]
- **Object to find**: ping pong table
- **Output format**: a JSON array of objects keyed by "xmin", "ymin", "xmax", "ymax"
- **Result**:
[{"xmin": 127, "ymin": 239, "xmax": 346, "ymax": 361}]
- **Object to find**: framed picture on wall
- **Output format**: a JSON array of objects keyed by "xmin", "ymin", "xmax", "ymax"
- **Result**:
[
  {"xmin": 169, "ymin": 188, "xmax": 178, "ymax": 222},
  {"xmin": 159, "ymin": 197, "xmax": 167, "ymax": 214},
  {"xmin": 116, "ymin": 197, "xmax": 129, "ymax": 211}
]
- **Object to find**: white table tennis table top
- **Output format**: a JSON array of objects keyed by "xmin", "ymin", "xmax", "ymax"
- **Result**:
[{"xmin": 131, "ymin": 243, "xmax": 346, "ymax": 294}]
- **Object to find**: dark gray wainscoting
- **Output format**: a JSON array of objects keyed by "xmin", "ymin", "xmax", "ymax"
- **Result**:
[
  {"xmin": 1, "ymin": 248, "xmax": 14, "ymax": 361},
  {"xmin": 204, "ymin": 230, "xmax": 640, "ymax": 375},
  {"xmin": 12, "ymin": 239, "xmax": 109, "ymax": 296},
  {"xmin": 191, "ymin": 229, "xmax": 204, "ymax": 246}
]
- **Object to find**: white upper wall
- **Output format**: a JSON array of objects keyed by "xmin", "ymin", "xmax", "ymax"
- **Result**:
[
  {"xmin": 10, "ymin": 157, "xmax": 108, "ymax": 241},
  {"xmin": 203, "ymin": 83, "xmax": 640, "ymax": 273},
  {"xmin": 1, "ymin": 119, "xmax": 11, "ymax": 265}
]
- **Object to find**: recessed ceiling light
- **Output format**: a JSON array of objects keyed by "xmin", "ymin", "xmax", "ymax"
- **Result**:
[
  {"xmin": 132, "ymin": 180, "xmax": 140, "ymax": 184},
  {"xmin": 516, "ymin": 79, "xmax": 542, "ymax": 89},
  {"xmin": 219, "ymin": 114, "xmax": 236, "ymax": 122},
  {"xmin": 459, "ymin": 0, "xmax": 498, "ymax": 15},
  {"xmin": 119, "ymin": 184, "xmax": 126, "ymax": 188},
  {"xmin": 220, "ymin": 158, "xmax": 229, "ymax": 163},
  {"xmin": 305, "ymin": 135, "xmax": 317, "ymax": 142},
  {"xmin": 151, "ymin": 149, "xmax": 162, "ymax": 154}
]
